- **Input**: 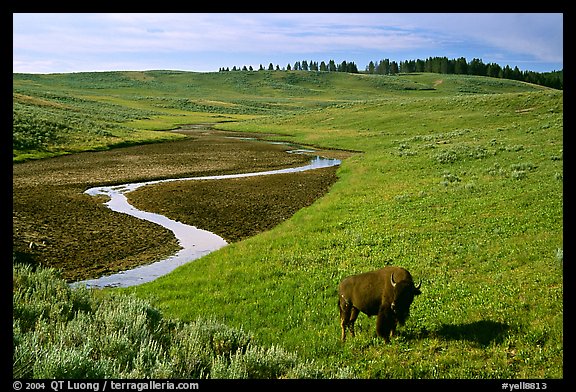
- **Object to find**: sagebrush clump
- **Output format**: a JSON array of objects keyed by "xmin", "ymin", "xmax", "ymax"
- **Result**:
[{"xmin": 12, "ymin": 263, "xmax": 330, "ymax": 379}]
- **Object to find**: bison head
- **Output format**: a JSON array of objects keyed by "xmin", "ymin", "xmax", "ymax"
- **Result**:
[{"xmin": 390, "ymin": 272, "xmax": 421, "ymax": 325}]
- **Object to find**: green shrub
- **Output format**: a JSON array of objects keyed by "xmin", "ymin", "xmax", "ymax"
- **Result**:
[
  {"xmin": 12, "ymin": 263, "xmax": 324, "ymax": 379},
  {"xmin": 32, "ymin": 341, "xmax": 113, "ymax": 379},
  {"xmin": 211, "ymin": 344, "xmax": 299, "ymax": 379}
]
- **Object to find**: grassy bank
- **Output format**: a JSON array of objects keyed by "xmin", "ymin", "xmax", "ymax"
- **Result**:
[
  {"xmin": 13, "ymin": 71, "xmax": 562, "ymax": 378},
  {"xmin": 128, "ymin": 78, "xmax": 563, "ymax": 378}
]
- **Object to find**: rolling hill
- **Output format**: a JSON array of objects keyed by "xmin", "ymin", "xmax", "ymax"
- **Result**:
[{"xmin": 13, "ymin": 70, "xmax": 563, "ymax": 378}]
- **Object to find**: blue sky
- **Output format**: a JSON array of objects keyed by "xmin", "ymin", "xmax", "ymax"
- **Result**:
[{"xmin": 13, "ymin": 13, "xmax": 563, "ymax": 74}]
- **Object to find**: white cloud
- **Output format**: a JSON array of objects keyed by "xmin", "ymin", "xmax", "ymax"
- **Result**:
[{"xmin": 13, "ymin": 13, "xmax": 563, "ymax": 73}]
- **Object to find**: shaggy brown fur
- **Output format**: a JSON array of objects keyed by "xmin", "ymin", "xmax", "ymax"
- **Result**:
[{"xmin": 338, "ymin": 266, "xmax": 421, "ymax": 342}]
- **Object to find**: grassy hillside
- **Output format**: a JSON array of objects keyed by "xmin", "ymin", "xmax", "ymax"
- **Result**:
[
  {"xmin": 208, "ymin": 88, "xmax": 563, "ymax": 378},
  {"xmin": 13, "ymin": 70, "xmax": 542, "ymax": 161},
  {"xmin": 13, "ymin": 71, "xmax": 562, "ymax": 378}
]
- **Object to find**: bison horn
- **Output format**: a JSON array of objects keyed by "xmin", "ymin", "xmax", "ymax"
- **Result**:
[
  {"xmin": 415, "ymin": 280, "xmax": 421, "ymax": 290},
  {"xmin": 390, "ymin": 272, "xmax": 397, "ymax": 287}
]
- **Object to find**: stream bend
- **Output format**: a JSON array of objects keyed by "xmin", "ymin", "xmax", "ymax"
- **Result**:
[{"xmin": 72, "ymin": 155, "xmax": 340, "ymax": 288}]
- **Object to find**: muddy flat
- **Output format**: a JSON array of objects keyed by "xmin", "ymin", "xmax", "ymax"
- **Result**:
[{"xmin": 13, "ymin": 128, "xmax": 347, "ymax": 282}]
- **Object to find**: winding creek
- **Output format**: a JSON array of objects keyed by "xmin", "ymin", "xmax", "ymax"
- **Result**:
[{"xmin": 72, "ymin": 151, "xmax": 340, "ymax": 289}]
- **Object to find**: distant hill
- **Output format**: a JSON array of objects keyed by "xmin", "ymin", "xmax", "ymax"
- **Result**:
[{"xmin": 13, "ymin": 70, "xmax": 550, "ymax": 161}]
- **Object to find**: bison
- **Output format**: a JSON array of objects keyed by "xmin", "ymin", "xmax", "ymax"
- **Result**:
[{"xmin": 338, "ymin": 266, "xmax": 421, "ymax": 342}]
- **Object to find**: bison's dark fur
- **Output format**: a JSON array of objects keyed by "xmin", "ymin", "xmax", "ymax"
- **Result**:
[{"xmin": 338, "ymin": 266, "xmax": 421, "ymax": 342}]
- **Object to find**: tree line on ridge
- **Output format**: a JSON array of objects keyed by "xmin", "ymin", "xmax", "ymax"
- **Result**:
[{"xmin": 219, "ymin": 56, "xmax": 563, "ymax": 90}]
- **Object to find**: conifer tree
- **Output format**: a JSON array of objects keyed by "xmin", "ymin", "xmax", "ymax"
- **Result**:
[
  {"xmin": 328, "ymin": 60, "xmax": 337, "ymax": 72},
  {"xmin": 367, "ymin": 61, "xmax": 375, "ymax": 74}
]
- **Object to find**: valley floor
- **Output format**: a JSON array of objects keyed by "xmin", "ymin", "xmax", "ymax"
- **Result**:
[{"xmin": 12, "ymin": 127, "xmax": 348, "ymax": 282}]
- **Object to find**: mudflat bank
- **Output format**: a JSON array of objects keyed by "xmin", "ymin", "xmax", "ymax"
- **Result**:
[{"xmin": 13, "ymin": 128, "xmax": 348, "ymax": 282}]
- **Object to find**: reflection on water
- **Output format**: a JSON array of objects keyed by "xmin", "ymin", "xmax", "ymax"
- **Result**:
[{"xmin": 72, "ymin": 153, "xmax": 340, "ymax": 289}]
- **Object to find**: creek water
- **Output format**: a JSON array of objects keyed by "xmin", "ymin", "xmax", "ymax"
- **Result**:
[{"xmin": 72, "ymin": 153, "xmax": 340, "ymax": 289}]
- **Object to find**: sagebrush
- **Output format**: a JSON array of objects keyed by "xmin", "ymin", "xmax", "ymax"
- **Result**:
[{"xmin": 13, "ymin": 263, "xmax": 344, "ymax": 379}]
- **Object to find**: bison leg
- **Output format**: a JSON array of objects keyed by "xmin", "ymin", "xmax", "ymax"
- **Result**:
[
  {"xmin": 339, "ymin": 295, "xmax": 352, "ymax": 342},
  {"xmin": 348, "ymin": 306, "xmax": 360, "ymax": 338},
  {"xmin": 390, "ymin": 319, "xmax": 398, "ymax": 338},
  {"xmin": 376, "ymin": 307, "xmax": 393, "ymax": 343},
  {"xmin": 339, "ymin": 295, "xmax": 361, "ymax": 342}
]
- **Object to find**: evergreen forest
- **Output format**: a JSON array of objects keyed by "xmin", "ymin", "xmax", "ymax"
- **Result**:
[{"xmin": 220, "ymin": 56, "xmax": 563, "ymax": 90}]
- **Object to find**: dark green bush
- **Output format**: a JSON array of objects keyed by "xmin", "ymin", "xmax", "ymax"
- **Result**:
[{"xmin": 12, "ymin": 263, "xmax": 326, "ymax": 379}]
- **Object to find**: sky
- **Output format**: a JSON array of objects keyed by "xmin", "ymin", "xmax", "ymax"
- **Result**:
[{"xmin": 13, "ymin": 13, "xmax": 563, "ymax": 74}]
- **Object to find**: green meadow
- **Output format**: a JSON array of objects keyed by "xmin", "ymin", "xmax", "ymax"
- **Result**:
[{"xmin": 13, "ymin": 71, "xmax": 562, "ymax": 378}]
